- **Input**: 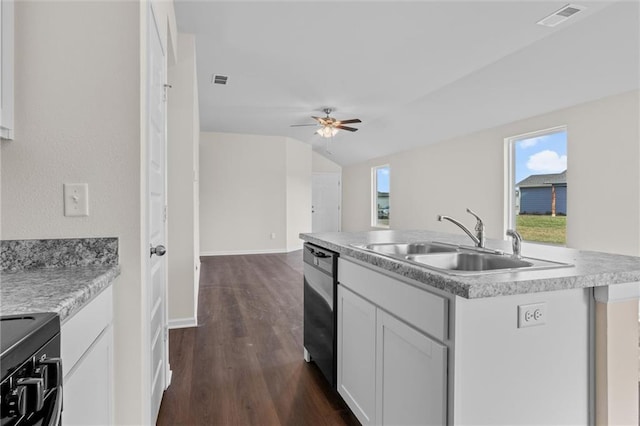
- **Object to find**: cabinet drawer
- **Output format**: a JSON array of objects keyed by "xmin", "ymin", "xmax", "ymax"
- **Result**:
[
  {"xmin": 62, "ymin": 285, "xmax": 113, "ymax": 378},
  {"xmin": 338, "ymin": 259, "xmax": 447, "ymax": 341}
]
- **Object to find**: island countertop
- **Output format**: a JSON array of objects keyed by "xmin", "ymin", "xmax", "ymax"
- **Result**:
[{"xmin": 300, "ymin": 230, "xmax": 640, "ymax": 299}]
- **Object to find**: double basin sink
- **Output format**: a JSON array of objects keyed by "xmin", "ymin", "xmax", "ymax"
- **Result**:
[{"xmin": 352, "ymin": 241, "xmax": 572, "ymax": 275}]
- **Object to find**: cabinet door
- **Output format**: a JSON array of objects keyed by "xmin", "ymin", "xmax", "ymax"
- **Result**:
[
  {"xmin": 376, "ymin": 311, "xmax": 447, "ymax": 426},
  {"xmin": 63, "ymin": 325, "xmax": 113, "ymax": 425},
  {"xmin": 337, "ymin": 285, "xmax": 377, "ymax": 425}
]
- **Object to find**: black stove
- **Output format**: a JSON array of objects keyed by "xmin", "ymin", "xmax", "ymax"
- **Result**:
[{"xmin": 1, "ymin": 313, "xmax": 62, "ymax": 426}]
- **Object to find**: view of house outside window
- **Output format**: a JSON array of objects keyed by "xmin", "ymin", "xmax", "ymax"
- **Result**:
[
  {"xmin": 373, "ymin": 165, "xmax": 390, "ymax": 227},
  {"xmin": 511, "ymin": 128, "xmax": 567, "ymax": 245}
]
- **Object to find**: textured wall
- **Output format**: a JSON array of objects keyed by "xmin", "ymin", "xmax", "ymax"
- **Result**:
[
  {"xmin": 286, "ymin": 137, "xmax": 312, "ymax": 251},
  {"xmin": 312, "ymin": 150, "xmax": 342, "ymax": 173},
  {"xmin": 342, "ymin": 90, "xmax": 640, "ymax": 256},
  {"xmin": 0, "ymin": 1, "xmax": 179, "ymax": 424},
  {"xmin": 199, "ymin": 132, "xmax": 312, "ymax": 254},
  {"xmin": 199, "ymin": 132, "xmax": 288, "ymax": 254}
]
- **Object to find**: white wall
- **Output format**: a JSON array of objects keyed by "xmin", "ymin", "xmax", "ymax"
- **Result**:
[
  {"xmin": 312, "ymin": 150, "xmax": 342, "ymax": 173},
  {"xmin": 200, "ymin": 132, "xmax": 312, "ymax": 254},
  {"xmin": 167, "ymin": 33, "xmax": 199, "ymax": 327},
  {"xmin": 286, "ymin": 138, "xmax": 311, "ymax": 251},
  {"xmin": 1, "ymin": 2, "xmax": 178, "ymax": 424},
  {"xmin": 342, "ymin": 90, "xmax": 640, "ymax": 256}
]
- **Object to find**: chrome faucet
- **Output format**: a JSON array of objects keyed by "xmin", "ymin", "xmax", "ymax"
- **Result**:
[
  {"xmin": 506, "ymin": 229, "xmax": 523, "ymax": 259},
  {"xmin": 437, "ymin": 208, "xmax": 485, "ymax": 248}
]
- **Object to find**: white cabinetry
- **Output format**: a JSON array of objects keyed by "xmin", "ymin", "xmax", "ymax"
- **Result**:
[
  {"xmin": 337, "ymin": 257, "xmax": 591, "ymax": 425},
  {"xmin": 376, "ymin": 310, "xmax": 446, "ymax": 426},
  {"xmin": 337, "ymin": 265, "xmax": 448, "ymax": 426},
  {"xmin": 62, "ymin": 285, "xmax": 114, "ymax": 425},
  {"xmin": 337, "ymin": 285, "xmax": 376, "ymax": 425}
]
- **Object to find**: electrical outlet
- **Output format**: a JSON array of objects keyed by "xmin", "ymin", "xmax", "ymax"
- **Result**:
[
  {"xmin": 64, "ymin": 183, "xmax": 89, "ymax": 217},
  {"xmin": 270, "ymin": 232, "xmax": 276, "ymax": 240},
  {"xmin": 518, "ymin": 303, "xmax": 546, "ymax": 328}
]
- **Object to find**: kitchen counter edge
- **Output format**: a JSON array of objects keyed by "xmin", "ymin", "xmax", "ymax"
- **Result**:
[
  {"xmin": 300, "ymin": 231, "xmax": 640, "ymax": 299},
  {"xmin": 0, "ymin": 265, "xmax": 121, "ymax": 323}
]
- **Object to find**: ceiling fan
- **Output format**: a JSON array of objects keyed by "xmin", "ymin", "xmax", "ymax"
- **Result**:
[{"xmin": 291, "ymin": 108, "xmax": 361, "ymax": 138}]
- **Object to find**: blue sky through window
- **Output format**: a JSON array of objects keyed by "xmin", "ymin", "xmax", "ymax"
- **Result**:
[
  {"xmin": 515, "ymin": 130, "xmax": 567, "ymax": 185},
  {"xmin": 377, "ymin": 166, "xmax": 389, "ymax": 192}
]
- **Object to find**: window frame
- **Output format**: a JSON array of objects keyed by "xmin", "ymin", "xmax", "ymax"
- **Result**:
[
  {"xmin": 504, "ymin": 125, "xmax": 567, "ymax": 244},
  {"xmin": 371, "ymin": 164, "xmax": 390, "ymax": 229}
]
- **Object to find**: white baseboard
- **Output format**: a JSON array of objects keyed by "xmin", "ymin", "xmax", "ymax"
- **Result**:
[
  {"xmin": 168, "ymin": 317, "xmax": 198, "ymax": 329},
  {"xmin": 200, "ymin": 248, "xmax": 287, "ymax": 256},
  {"xmin": 286, "ymin": 244, "xmax": 304, "ymax": 253},
  {"xmin": 166, "ymin": 369, "xmax": 172, "ymax": 388}
]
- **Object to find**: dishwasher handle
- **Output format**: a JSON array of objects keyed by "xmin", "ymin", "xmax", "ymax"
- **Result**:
[
  {"xmin": 304, "ymin": 243, "xmax": 337, "ymax": 275},
  {"xmin": 308, "ymin": 247, "xmax": 329, "ymax": 258}
]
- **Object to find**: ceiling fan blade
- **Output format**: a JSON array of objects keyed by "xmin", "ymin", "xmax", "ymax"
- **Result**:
[
  {"xmin": 290, "ymin": 124, "xmax": 319, "ymax": 127},
  {"xmin": 336, "ymin": 125, "xmax": 358, "ymax": 132},
  {"xmin": 337, "ymin": 119, "xmax": 361, "ymax": 124}
]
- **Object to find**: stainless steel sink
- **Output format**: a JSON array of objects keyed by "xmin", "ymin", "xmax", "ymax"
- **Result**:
[
  {"xmin": 352, "ymin": 240, "xmax": 572, "ymax": 275},
  {"xmin": 360, "ymin": 242, "xmax": 458, "ymax": 256},
  {"xmin": 406, "ymin": 252, "xmax": 533, "ymax": 272}
]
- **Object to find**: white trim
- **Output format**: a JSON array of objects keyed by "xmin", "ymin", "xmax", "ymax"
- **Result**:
[
  {"xmin": 168, "ymin": 317, "xmax": 198, "ymax": 329},
  {"xmin": 200, "ymin": 248, "xmax": 288, "ymax": 256},
  {"xmin": 371, "ymin": 164, "xmax": 390, "ymax": 228},
  {"xmin": 503, "ymin": 137, "xmax": 515, "ymax": 233},
  {"xmin": 594, "ymin": 282, "xmax": 640, "ymax": 303},
  {"xmin": 0, "ymin": 0, "xmax": 14, "ymax": 140}
]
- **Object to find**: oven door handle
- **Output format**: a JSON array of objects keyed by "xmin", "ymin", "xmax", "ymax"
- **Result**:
[{"xmin": 44, "ymin": 386, "xmax": 63, "ymax": 426}]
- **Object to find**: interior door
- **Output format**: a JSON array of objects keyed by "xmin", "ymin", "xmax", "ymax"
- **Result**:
[
  {"xmin": 312, "ymin": 172, "xmax": 341, "ymax": 232},
  {"xmin": 147, "ymin": 3, "xmax": 168, "ymax": 423}
]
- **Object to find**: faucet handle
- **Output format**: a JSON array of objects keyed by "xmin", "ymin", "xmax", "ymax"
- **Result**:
[
  {"xmin": 466, "ymin": 208, "xmax": 484, "ymax": 231},
  {"xmin": 506, "ymin": 229, "xmax": 523, "ymax": 258}
]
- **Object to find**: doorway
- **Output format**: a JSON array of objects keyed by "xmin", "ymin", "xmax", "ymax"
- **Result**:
[{"xmin": 312, "ymin": 173, "xmax": 341, "ymax": 233}]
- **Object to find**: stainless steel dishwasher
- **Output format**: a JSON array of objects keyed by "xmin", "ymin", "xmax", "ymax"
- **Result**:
[{"xmin": 303, "ymin": 242, "xmax": 338, "ymax": 388}]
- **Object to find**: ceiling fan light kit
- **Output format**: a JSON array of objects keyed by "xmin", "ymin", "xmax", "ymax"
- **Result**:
[
  {"xmin": 290, "ymin": 107, "xmax": 362, "ymax": 138},
  {"xmin": 317, "ymin": 126, "xmax": 339, "ymax": 138}
]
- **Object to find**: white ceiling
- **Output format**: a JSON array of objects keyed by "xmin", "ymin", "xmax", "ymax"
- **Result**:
[{"xmin": 174, "ymin": 1, "xmax": 640, "ymax": 166}]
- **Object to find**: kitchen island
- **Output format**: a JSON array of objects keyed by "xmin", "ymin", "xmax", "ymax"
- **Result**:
[{"xmin": 300, "ymin": 230, "xmax": 640, "ymax": 425}]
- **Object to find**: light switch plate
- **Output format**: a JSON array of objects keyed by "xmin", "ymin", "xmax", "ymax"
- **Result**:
[{"xmin": 64, "ymin": 183, "xmax": 89, "ymax": 217}]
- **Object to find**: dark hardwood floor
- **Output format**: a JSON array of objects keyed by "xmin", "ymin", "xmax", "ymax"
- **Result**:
[{"xmin": 157, "ymin": 251, "xmax": 359, "ymax": 426}]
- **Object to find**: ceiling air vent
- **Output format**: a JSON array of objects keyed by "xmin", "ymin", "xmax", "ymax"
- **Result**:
[
  {"xmin": 212, "ymin": 74, "xmax": 228, "ymax": 85},
  {"xmin": 537, "ymin": 4, "xmax": 586, "ymax": 27}
]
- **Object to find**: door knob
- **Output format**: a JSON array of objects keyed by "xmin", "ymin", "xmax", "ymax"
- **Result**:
[{"xmin": 150, "ymin": 244, "xmax": 167, "ymax": 257}]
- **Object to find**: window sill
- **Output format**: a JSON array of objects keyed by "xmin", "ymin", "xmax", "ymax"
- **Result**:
[{"xmin": 371, "ymin": 224, "xmax": 390, "ymax": 230}]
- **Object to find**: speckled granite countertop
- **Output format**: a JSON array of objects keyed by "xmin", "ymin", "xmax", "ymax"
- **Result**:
[
  {"xmin": 0, "ymin": 238, "xmax": 120, "ymax": 323},
  {"xmin": 0, "ymin": 265, "xmax": 120, "ymax": 323},
  {"xmin": 300, "ymin": 230, "xmax": 640, "ymax": 299}
]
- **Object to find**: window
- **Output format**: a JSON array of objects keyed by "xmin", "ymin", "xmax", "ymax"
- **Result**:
[
  {"xmin": 372, "ymin": 165, "xmax": 390, "ymax": 228},
  {"xmin": 506, "ymin": 127, "xmax": 567, "ymax": 245}
]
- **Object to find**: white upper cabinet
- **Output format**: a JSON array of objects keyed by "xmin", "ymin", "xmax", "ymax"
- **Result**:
[{"xmin": 0, "ymin": 0, "xmax": 14, "ymax": 140}]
